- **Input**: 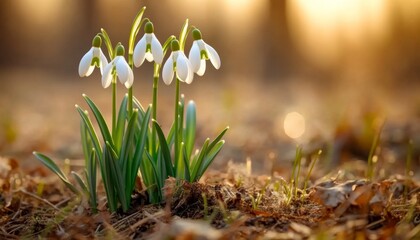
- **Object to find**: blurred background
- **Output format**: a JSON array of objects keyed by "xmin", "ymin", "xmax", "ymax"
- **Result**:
[{"xmin": 0, "ymin": 0, "xmax": 419, "ymax": 174}]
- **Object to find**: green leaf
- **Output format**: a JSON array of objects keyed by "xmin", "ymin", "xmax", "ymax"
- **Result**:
[
  {"xmin": 141, "ymin": 151, "xmax": 162, "ymax": 203},
  {"xmin": 207, "ymin": 126, "xmax": 229, "ymax": 152},
  {"xmin": 83, "ymin": 94, "xmax": 115, "ymax": 149},
  {"xmin": 76, "ymin": 106, "xmax": 102, "ymax": 158},
  {"xmin": 128, "ymin": 7, "xmax": 146, "ymax": 57},
  {"xmin": 176, "ymin": 142, "xmax": 191, "ymax": 181},
  {"xmin": 132, "ymin": 96, "xmax": 146, "ymax": 114},
  {"xmin": 185, "ymin": 101, "xmax": 196, "ymax": 160},
  {"xmin": 71, "ymin": 171, "xmax": 88, "ymax": 195},
  {"xmin": 153, "ymin": 120, "xmax": 174, "ymax": 178},
  {"xmin": 196, "ymin": 140, "xmax": 225, "ymax": 181},
  {"xmin": 86, "ymin": 148, "xmax": 97, "ymax": 212},
  {"xmin": 120, "ymin": 109, "xmax": 139, "ymax": 179},
  {"xmin": 190, "ymin": 139, "xmax": 210, "ymax": 182},
  {"xmin": 100, "ymin": 28, "xmax": 114, "ymax": 59},
  {"xmin": 131, "ymin": 107, "xmax": 151, "ymax": 188},
  {"xmin": 105, "ymin": 141, "xmax": 129, "ymax": 212},
  {"xmin": 33, "ymin": 152, "xmax": 79, "ymax": 194},
  {"xmin": 179, "ymin": 19, "xmax": 189, "ymax": 51},
  {"xmin": 80, "ymin": 120, "xmax": 92, "ymax": 167},
  {"xmin": 114, "ymin": 95, "xmax": 128, "ymax": 151}
]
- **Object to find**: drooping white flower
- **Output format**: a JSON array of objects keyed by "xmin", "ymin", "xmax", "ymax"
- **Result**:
[
  {"xmin": 133, "ymin": 22, "xmax": 164, "ymax": 67},
  {"xmin": 188, "ymin": 29, "xmax": 221, "ymax": 76},
  {"xmin": 162, "ymin": 40, "xmax": 193, "ymax": 85},
  {"xmin": 102, "ymin": 44, "xmax": 134, "ymax": 89},
  {"xmin": 78, "ymin": 35, "xmax": 108, "ymax": 77}
]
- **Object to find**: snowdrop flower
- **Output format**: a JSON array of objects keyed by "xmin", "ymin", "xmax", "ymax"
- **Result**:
[
  {"xmin": 102, "ymin": 44, "xmax": 134, "ymax": 89},
  {"xmin": 133, "ymin": 22, "xmax": 164, "ymax": 67},
  {"xmin": 188, "ymin": 28, "xmax": 221, "ymax": 76},
  {"xmin": 79, "ymin": 35, "xmax": 108, "ymax": 77},
  {"xmin": 162, "ymin": 40, "xmax": 193, "ymax": 85}
]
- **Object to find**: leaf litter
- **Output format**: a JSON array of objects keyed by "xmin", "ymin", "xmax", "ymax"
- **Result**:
[{"xmin": 0, "ymin": 151, "xmax": 419, "ymax": 240}]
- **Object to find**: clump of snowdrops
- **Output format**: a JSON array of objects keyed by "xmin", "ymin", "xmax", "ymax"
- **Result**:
[{"xmin": 34, "ymin": 7, "xmax": 228, "ymax": 213}]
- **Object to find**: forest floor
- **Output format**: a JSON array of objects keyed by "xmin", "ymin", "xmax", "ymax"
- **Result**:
[{"xmin": 0, "ymin": 70, "xmax": 419, "ymax": 239}]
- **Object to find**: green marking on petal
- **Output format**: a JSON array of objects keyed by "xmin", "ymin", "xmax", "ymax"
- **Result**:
[
  {"xmin": 200, "ymin": 50, "xmax": 208, "ymax": 60},
  {"xmin": 192, "ymin": 28, "xmax": 202, "ymax": 40},
  {"xmin": 92, "ymin": 35, "xmax": 102, "ymax": 48},
  {"xmin": 91, "ymin": 57, "xmax": 100, "ymax": 67},
  {"xmin": 146, "ymin": 43, "xmax": 152, "ymax": 53},
  {"xmin": 144, "ymin": 22, "xmax": 154, "ymax": 34}
]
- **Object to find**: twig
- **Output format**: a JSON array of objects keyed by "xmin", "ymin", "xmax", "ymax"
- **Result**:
[
  {"xmin": 13, "ymin": 188, "xmax": 61, "ymax": 211},
  {"xmin": 125, "ymin": 210, "xmax": 165, "ymax": 235}
]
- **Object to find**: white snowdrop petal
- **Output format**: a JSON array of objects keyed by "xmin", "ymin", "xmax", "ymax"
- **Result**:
[
  {"xmin": 124, "ymin": 68, "xmax": 134, "ymax": 88},
  {"xmin": 99, "ymin": 50, "xmax": 108, "ymax": 75},
  {"xmin": 151, "ymin": 34, "xmax": 164, "ymax": 64},
  {"xmin": 78, "ymin": 48, "xmax": 94, "ymax": 77},
  {"xmin": 162, "ymin": 55, "xmax": 174, "ymax": 85},
  {"xmin": 185, "ymin": 59, "xmax": 194, "ymax": 84},
  {"xmin": 115, "ymin": 57, "xmax": 131, "ymax": 86},
  {"xmin": 176, "ymin": 53, "xmax": 190, "ymax": 82},
  {"xmin": 188, "ymin": 41, "xmax": 201, "ymax": 73},
  {"xmin": 85, "ymin": 65, "xmax": 95, "ymax": 77},
  {"xmin": 196, "ymin": 59, "xmax": 206, "ymax": 76},
  {"xmin": 101, "ymin": 61, "xmax": 114, "ymax": 88},
  {"xmin": 205, "ymin": 43, "xmax": 221, "ymax": 69},
  {"xmin": 133, "ymin": 36, "xmax": 147, "ymax": 67}
]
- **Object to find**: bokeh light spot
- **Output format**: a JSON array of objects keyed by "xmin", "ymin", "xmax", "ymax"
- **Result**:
[{"xmin": 284, "ymin": 112, "xmax": 305, "ymax": 139}]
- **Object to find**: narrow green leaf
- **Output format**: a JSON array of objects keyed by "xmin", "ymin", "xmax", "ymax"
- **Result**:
[
  {"xmin": 87, "ymin": 148, "xmax": 97, "ymax": 212},
  {"xmin": 178, "ymin": 19, "xmax": 189, "ymax": 51},
  {"xmin": 207, "ymin": 127, "xmax": 229, "ymax": 152},
  {"xmin": 33, "ymin": 152, "xmax": 79, "ymax": 194},
  {"xmin": 83, "ymin": 94, "xmax": 115, "ymax": 149},
  {"xmin": 120, "ymin": 109, "xmax": 139, "ymax": 178},
  {"xmin": 80, "ymin": 120, "xmax": 92, "ymax": 167},
  {"xmin": 177, "ymin": 142, "xmax": 191, "ymax": 181},
  {"xmin": 141, "ymin": 151, "xmax": 162, "ymax": 203},
  {"xmin": 100, "ymin": 28, "xmax": 114, "ymax": 59},
  {"xmin": 76, "ymin": 106, "xmax": 103, "ymax": 162},
  {"xmin": 131, "ymin": 107, "xmax": 151, "ymax": 188},
  {"xmin": 102, "ymin": 145, "xmax": 117, "ymax": 212},
  {"xmin": 190, "ymin": 139, "xmax": 210, "ymax": 182},
  {"xmin": 114, "ymin": 95, "xmax": 128, "ymax": 151},
  {"xmin": 153, "ymin": 120, "xmax": 174, "ymax": 178},
  {"xmin": 167, "ymin": 120, "xmax": 176, "ymax": 149},
  {"xmin": 105, "ymin": 141, "xmax": 129, "ymax": 212},
  {"xmin": 133, "ymin": 96, "xmax": 146, "ymax": 115},
  {"xmin": 185, "ymin": 101, "xmax": 196, "ymax": 160},
  {"xmin": 128, "ymin": 7, "xmax": 146, "ymax": 57},
  {"xmin": 71, "ymin": 171, "xmax": 88, "ymax": 195},
  {"xmin": 196, "ymin": 140, "xmax": 225, "ymax": 181}
]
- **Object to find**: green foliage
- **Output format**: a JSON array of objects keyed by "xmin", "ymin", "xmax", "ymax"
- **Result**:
[{"xmin": 34, "ymin": 7, "xmax": 227, "ymax": 212}]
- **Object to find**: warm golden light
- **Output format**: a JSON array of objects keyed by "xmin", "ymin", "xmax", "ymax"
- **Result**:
[
  {"xmin": 286, "ymin": 0, "xmax": 391, "ymax": 69},
  {"xmin": 284, "ymin": 112, "xmax": 305, "ymax": 139}
]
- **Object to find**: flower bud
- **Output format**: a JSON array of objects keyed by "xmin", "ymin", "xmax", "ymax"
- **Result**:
[
  {"xmin": 171, "ymin": 40, "xmax": 180, "ymax": 51},
  {"xmin": 192, "ymin": 28, "xmax": 202, "ymax": 41},
  {"xmin": 92, "ymin": 35, "xmax": 102, "ymax": 48},
  {"xmin": 115, "ymin": 44, "xmax": 125, "ymax": 56},
  {"xmin": 144, "ymin": 21, "xmax": 154, "ymax": 34}
]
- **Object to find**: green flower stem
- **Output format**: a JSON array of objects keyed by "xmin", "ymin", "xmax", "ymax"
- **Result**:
[
  {"xmin": 174, "ymin": 78, "xmax": 181, "ymax": 163},
  {"xmin": 128, "ymin": 87, "xmax": 133, "ymax": 116},
  {"xmin": 112, "ymin": 78, "xmax": 117, "ymax": 138},
  {"xmin": 151, "ymin": 67, "xmax": 159, "ymax": 156}
]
